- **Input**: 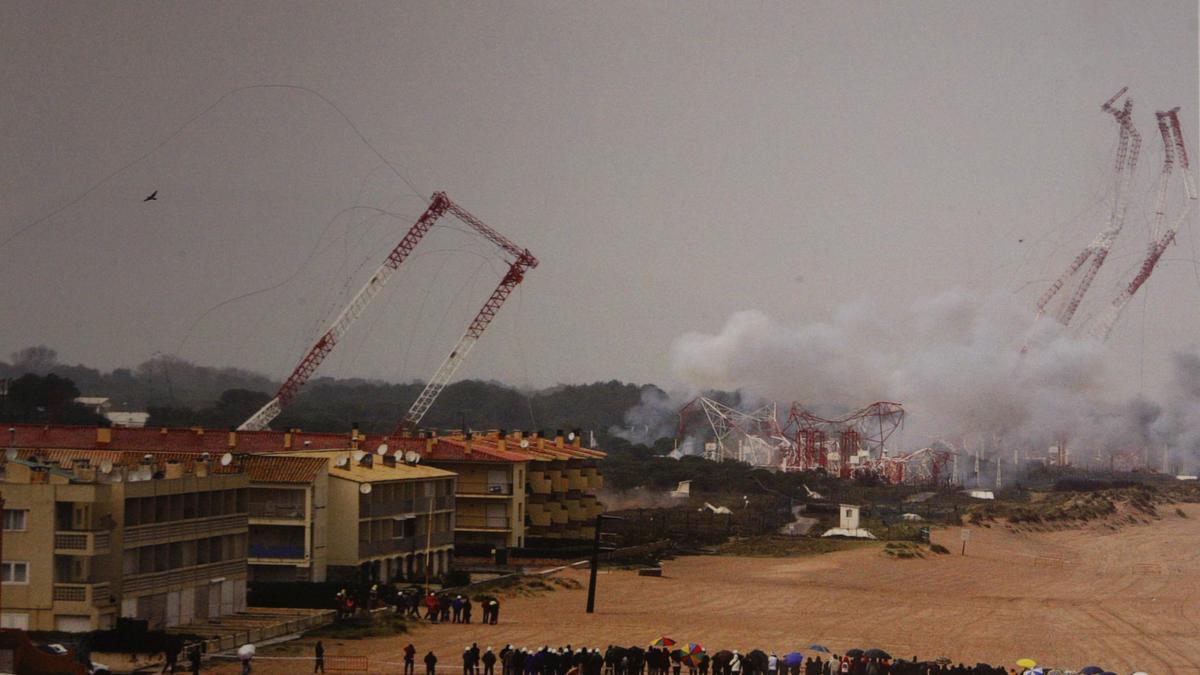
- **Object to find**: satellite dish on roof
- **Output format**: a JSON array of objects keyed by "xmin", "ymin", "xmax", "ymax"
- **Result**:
[
  {"xmin": 403, "ymin": 451, "xmax": 417, "ymax": 464},
  {"xmin": 377, "ymin": 443, "xmax": 389, "ymax": 456},
  {"xmin": 5, "ymin": 448, "xmax": 16, "ymax": 461},
  {"xmin": 519, "ymin": 440, "xmax": 529, "ymax": 449},
  {"xmin": 220, "ymin": 452, "xmax": 234, "ymax": 467},
  {"xmin": 394, "ymin": 449, "xmax": 405, "ymax": 459},
  {"xmin": 568, "ymin": 432, "xmax": 576, "ymax": 442},
  {"xmin": 352, "ymin": 450, "xmax": 365, "ymax": 463},
  {"xmin": 411, "ymin": 453, "xmax": 421, "ymax": 465},
  {"xmin": 99, "ymin": 460, "xmax": 113, "ymax": 474},
  {"xmin": 335, "ymin": 454, "xmax": 349, "ymax": 468},
  {"xmin": 359, "ymin": 483, "xmax": 373, "ymax": 495}
]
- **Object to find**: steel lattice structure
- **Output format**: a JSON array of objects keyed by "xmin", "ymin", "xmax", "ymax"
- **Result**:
[
  {"xmin": 240, "ymin": 192, "xmax": 537, "ymax": 432},
  {"xmin": 676, "ymin": 397, "xmax": 792, "ymax": 467},
  {"xmin": 781, "ymin": 401, "xmax": 905, "ymax": 477}
]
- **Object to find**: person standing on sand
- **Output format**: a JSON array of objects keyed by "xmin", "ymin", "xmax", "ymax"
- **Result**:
[
  {"xmin": 314, "ymin": 640, "xmax": 325, "ymax": 673},
  {"xmin": 404, "ymin": 644, "xmax": 417, "ymax": 675},
  {"xmin": 426, "ymin": 651, "xmax": 439, "ymax": 675},
  {"xmin": 484, "ymin": 647, "xmax": 498, "ymax": 675},
  {"xmin": 767, "ymin": 653, "xmax": 778, "ymax": 675}
]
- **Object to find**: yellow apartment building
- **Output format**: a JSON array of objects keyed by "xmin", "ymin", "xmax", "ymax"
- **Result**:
[{"xmin": 0, "ymin": 445, "xmax": 248, "ymax": 632}]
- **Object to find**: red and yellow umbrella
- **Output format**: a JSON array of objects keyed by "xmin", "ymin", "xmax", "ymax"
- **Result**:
[
  {"xmin": 650, "ymin": 637, "xmax": 677, "ymax": 648},
  {"xmin": 683, "ymin": 644, "xmax": 706, "ymax": 668}
]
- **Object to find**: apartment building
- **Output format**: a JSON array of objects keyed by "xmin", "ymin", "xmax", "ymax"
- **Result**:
[
  {"xmin": 0, "ymin": 443, "xmax": 248, "ymax": 632},
  {"xmin": 244, "ymin": 455, "xmax": 330, "ymax": 582},
  {"xmin": 398, "ymin": 429, "xmax": 605, "ymax": 547},
  {"xmin": 286, "ymin": 450, "xmax": 456, "ymax": 584}
]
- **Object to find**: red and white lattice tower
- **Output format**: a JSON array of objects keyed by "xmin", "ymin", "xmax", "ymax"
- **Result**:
[
  {"xmin": 782, "ymin": 402, "xmax": 905, "ymax": 478},
  {"xmin": 676, "ymin": 397, "xmax": 793, "ymax": 467},
  {"xmin": 1033, "ymin": 88, "xmax": 1142, "ymax": 328},
  {"xmin": 1091, "ymin": 107, "xmax": 1198, "ymax": 340}
]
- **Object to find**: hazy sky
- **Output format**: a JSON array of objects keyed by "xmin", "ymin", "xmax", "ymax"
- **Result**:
[{"xmin": 1, "ymin": 1, "xmax": 1197, "ymax": 400}]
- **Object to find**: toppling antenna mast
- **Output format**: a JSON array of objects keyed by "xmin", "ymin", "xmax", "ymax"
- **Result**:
[
  {"xmin": 1034, "ymin": 87, "xmax": 1141, "ymax": 327},
  {"xmin": 1091, "ymin": 108, "xmax": 1198, "ymax": 340},
  {"xmin": 241, "ymin": 192, "xmax": 537, "ymax": 433}
]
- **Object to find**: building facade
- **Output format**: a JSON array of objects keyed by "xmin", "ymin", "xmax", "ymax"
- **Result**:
[
  {"xmin": 244, "ymin": 455, "xmax": 330, "ymax": 583},
  {"xmin": 1, "ymin": 444, "xmax": 249, "ymax": 632},
  {"xmin": 287, "ymin": 450, "xmax": 456, "ymax": 584}
]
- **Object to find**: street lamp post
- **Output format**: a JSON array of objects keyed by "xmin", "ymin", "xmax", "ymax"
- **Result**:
[{"xmin": 586, "ymin": 513, "xmax": 623, "ymax": 614}]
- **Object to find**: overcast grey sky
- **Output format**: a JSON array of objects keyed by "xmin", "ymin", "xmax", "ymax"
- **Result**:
[{"xmin": 1, "ymin": 1, "xmax": 1197, "ymax": 400}]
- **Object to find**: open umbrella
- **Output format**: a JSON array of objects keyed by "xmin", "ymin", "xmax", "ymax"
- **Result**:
[
  {"xmin": 1016, "ymin": 660, "xmax": 1037, "ymax": 670},
  {"xmin": 651, "ymin": 637, "xmax": 677, "ymax": 649},
  {"xmin": 783, "ymin": 653, "xmax": 805, "ymax": 668},
  {"xmin": 683, "ymin": 645, "xmax": 706, "ymax": 668},
  {"xmin": 845, "ymin": 649, "xmax": 864, "ymax": 658},
  {"xmin": 1080, "ymin": 668, "xmax": 1103, "ymax": 675},
  {"xmin": 808, "ymin": 646, "xmax": 831, "ymax": 654},
  {"xmin": 864, "ymin": 649, "xmax": 891, "ymax": 660}
]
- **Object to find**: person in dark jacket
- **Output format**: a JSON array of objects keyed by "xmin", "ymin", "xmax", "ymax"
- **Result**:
[
  {"xmin": 314, "ymin": 641, "xmax": 325, "ymax": 673},
  {"xmin": 426, "ymin": 651, "xmax": 439, "ymax": 675},
  {"xmin": 484, "ymin": 648, "xmax": 498, "ymax": 675}
]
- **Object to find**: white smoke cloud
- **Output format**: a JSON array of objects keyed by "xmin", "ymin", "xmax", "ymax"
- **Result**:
[{"xmin": 663, "ymin": 288, "xmax": 1200, "ymax": 466}]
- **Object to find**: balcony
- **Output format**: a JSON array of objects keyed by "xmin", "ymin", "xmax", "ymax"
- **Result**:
[
  {"xmin": 549, "ymin": 505, "xmax": 569, "ymax": 525},
  {"xmin": 528, "ymin": 473, "xmax": 552, "ymax": 495},
  {"xmin": 361, "ymin": 495, "xmax": 453, "ymax": 518},
  {"xmin": 53, "ymin": 582, "xmax": 112, "ymax": 607},
  {"xmin": 358, "ymin": 531, "xmax": 454, "ymax": 558},
  {"xmin": 123, "ymin": 559, "xmax": 244, "ymax": 595},
  {"xmin": 549, "ymin": 471, "xmax": 569, "ymax": 493},
  {"xmin": 525, "ymin": 503, "xmax": 551, "ymax": 527},
  {"xmin": 54, "ymin": 530, "xmax": 111, "ymax": 556},
  {"xmin": 124, "ymin": 513, "xmax": 247, "ymax": 548},
  {"xmin": 456, "ymin": 514, "xmax": 511, "ymax": 532},
  {"xmin": 458, "ymin": 482, "xmax": 514, "ymax": 498},
  {"xmin": 565, "ymin": 469, "xmax": 585, "ymax": 490},
  {"xmin": 249, "ymin": 543, "xmax": 306, "ymax": 560},
  {"xmin": 248, "ymin": 502, "xmax": 305, "ymax": 521}
]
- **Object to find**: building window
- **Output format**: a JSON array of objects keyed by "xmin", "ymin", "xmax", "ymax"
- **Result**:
[
  {"xmin": 2, "ymin": 509, "xmax": 26, "ymax": 531},
  {"xmin": 2, "ymin": 561, "xmax": 29, "ymax": 584}
]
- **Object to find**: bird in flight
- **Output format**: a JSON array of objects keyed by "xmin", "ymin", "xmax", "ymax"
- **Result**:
[{"xmin": 143, "ymin": 190, "xmax": 158, "ymax": 202}]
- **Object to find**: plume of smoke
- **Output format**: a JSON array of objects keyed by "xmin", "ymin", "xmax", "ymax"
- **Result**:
[
  {"xmin": 611, "ymin": 386, "xmax": 684, "ymax": 445},
  {"xmin": 1156, "ymin": 352, "xmax": 1200, "ymax": 472},
  {"xmin": 666, "ymin": 289, "xmax": 1157, "ymax": 456}
]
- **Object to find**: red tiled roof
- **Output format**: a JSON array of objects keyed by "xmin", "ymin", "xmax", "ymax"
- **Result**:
[
  {"xmin": 1, "ymin": 423, "xmax": 353, "ymax": 454},
  {"xmin": 11, "ymin": 448, "xmax": 241, "ymax": 474},
  {"xmin": 243, "ymin": 455, "xmax": 328, "ymax": 484},
  {"xmin": 2, "ymin": 424, "xmax": 607, "ymax": 464}
]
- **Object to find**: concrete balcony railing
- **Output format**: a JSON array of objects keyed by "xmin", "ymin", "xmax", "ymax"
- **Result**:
[
  {"xmin": 565, "ymin": 469, "xmax": 585, "ymax": 490},
  {"xmin": 549, "ymin": 472, "xmax": 569, "ymax": 493},
  {"xmin": 525, "ymin": 507, "xmax": 552, "ymax": 527},
  {"xmin": 249, "ymin": 543, "xmax": 306, "ymax": 560},
  {"xmin": 54, "ymin": 530, "xmax": 111, "ymax": 556},
  {"xmin": 358, "ymin": 531, "xmax": 455, "ymax": 558},
  {"xmin": 528, "ymin": 473, "xmax": 552, "ymax": 495},
  {"xmin": 549, "ymin": 505, "xmax": 569, "ymax": 525},
  {"xmin": 457, "ymin": 482, "xmax": 514, "ymax": 497},
  {"xmin": 124, "ymin": 513, "xmax": 247, "ymax": 548},
  {"xmin": 53, "ymin": 582, "xmax": 112, "ymax": 607},
  {"xmin": 248, "ymin": 502, "xmax": 305, "ymax": 520},
  {"xmin": 456, "ymin": 514, "xmax": 511, "ymax": 531},
  {"xmin": 123, "ymin": 559, "xmax": 244, "ymax": 595}
]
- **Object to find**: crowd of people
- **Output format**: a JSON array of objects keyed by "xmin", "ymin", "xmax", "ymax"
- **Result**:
[
  {"xmin": 333, "ymin": 585, "xmax": 502, "ymax": 625},
  {"xmin": 392, "ymin": 643, "xmax": 1110, "ymax": 675}
]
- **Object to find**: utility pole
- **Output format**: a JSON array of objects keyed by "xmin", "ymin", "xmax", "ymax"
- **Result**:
[{"xmin": 586, "ymin": 514, "xmax": 623, "ymax": 614}]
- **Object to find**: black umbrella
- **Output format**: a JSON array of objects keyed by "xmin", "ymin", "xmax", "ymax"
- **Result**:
[
  {"xmin": 845, "ymin": 649, "xmax": 864, "ymax": 658},
  {"xmin": 864, "ymin": 649, "xmax": 891, "ymax": 660}
]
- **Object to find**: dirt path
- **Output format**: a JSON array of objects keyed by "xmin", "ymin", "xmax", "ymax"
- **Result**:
[{"xmin": 215, "ymin": 505, "xmax": 1200, "ymax": 673}]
